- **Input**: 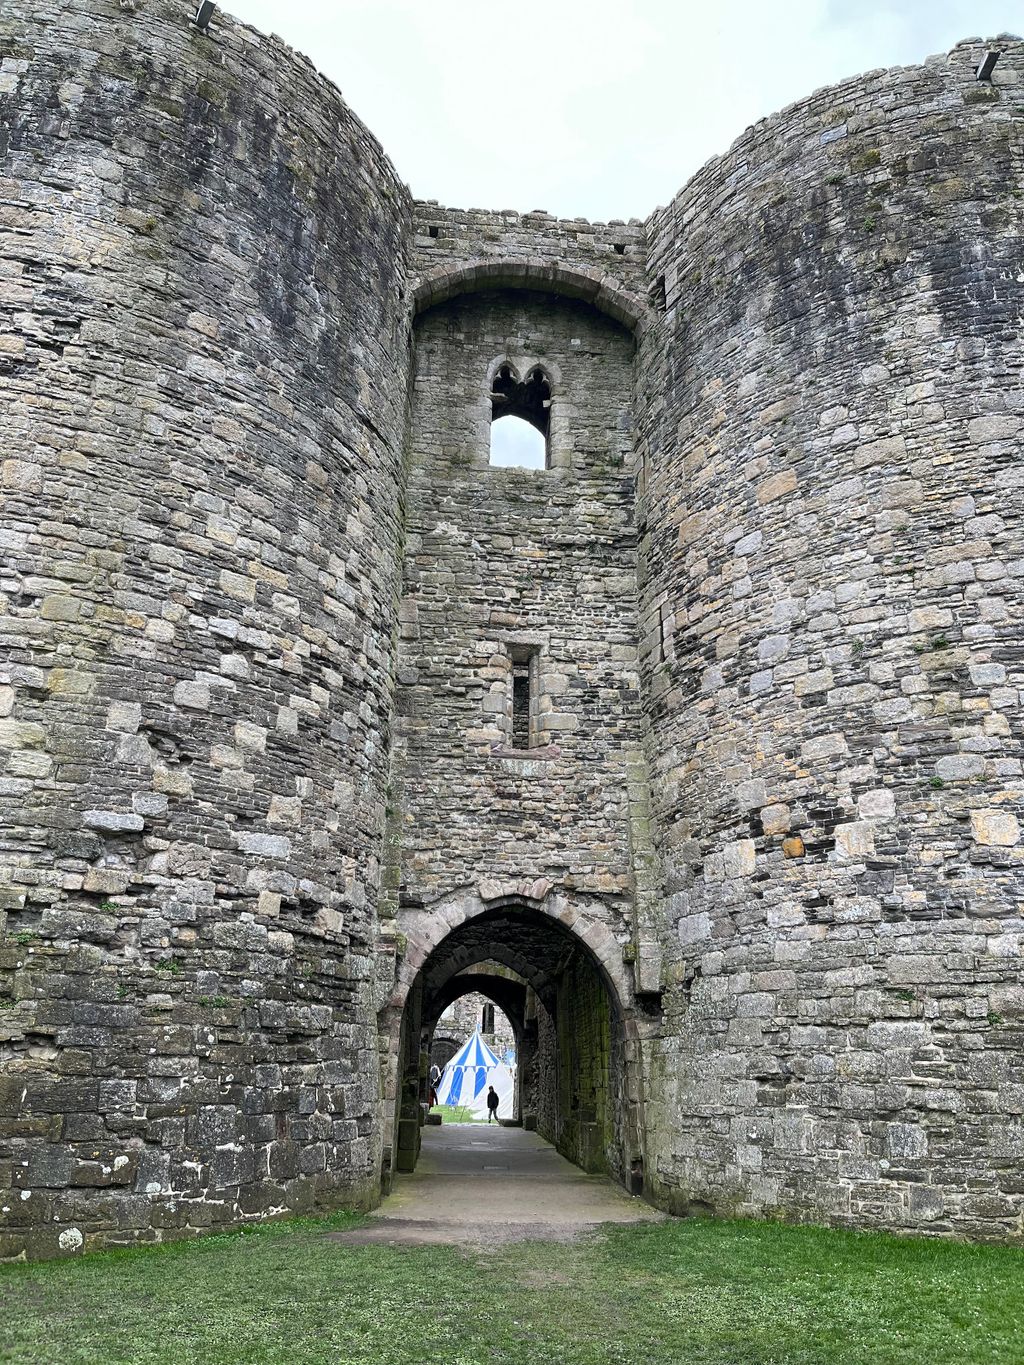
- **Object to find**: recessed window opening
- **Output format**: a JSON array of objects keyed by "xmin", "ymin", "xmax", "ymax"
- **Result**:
[
  {"xmin": 489, "ymin": 362, "xmax": 552, "ymax": 470},
  {"xmin": 511, "ymin": 663, "xmax": 531, "ymax": 749},
  {"xmin": 507, "ymin": 644, "xmax": 541, "ymax": 751},
  {"xmin": 482, "ymin": 1003, "xmax": 495, "ymax": 1034}
]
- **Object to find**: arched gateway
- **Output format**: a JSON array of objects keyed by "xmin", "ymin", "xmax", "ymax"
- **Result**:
[
  {"xmin": 380, "ymin": 884, "xmax": 648, "ymax": 1189},
  {"xmin": 376, "ymin": 255, "xmax": 661, "ymax": 1200}
]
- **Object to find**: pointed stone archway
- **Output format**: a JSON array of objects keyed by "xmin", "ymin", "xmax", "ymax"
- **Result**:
[{"xmin": 379, "ymin": 880, "xmax": 648, "ymax": 1197}]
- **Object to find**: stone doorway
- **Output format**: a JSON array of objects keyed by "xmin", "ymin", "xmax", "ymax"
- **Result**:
[{"xmin": 381, "ymin": 894, "xmax": 646, "ymax": 1196}]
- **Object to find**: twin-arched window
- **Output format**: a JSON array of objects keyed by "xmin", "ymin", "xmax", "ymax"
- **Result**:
[{"xmin": 489, "ymin": 362, "xmax": 552, "ymax": 470}]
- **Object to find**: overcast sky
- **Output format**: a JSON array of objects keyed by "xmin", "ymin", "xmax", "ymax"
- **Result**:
[{"xmin": 225, "ymin": 1, "xmax": 1016, "ymax": 221}]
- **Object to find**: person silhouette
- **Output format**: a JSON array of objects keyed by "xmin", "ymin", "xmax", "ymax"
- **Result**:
[{"xmin": 486, "ymin": 1085, "xmax": 499, "ymax": 1123}]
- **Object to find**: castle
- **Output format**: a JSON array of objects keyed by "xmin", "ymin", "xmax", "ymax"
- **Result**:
[{"xmin": 0, "ymin": 0, "xmax": 1021, "ymax": 1260}]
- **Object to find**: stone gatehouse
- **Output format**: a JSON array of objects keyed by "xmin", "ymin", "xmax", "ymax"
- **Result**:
[{"xmin": 0, "ymin": 0, "xmax": 1021, "ymax": 1259}]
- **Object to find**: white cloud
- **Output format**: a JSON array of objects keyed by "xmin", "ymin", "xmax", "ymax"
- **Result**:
[{"xmin": 223, "ymin": 1, "xmax": 1017, "ymax": 220}]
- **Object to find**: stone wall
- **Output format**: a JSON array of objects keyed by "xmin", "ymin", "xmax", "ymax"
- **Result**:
[
  {"xmin": 548, "ymin": 950, "xmax": 618, "ymax": 1175},
  {"xmin": 638, "ymin": 38, "xmax": 1024, "ymax": 1239},
  {"xmin": 0, "ymin": 0, "xmax": 410, "ymax": 1258},
  {"xmin": 410, "ymin": 201, "xmax": 646, "ymax": 304},
  {"xmin": 2, "ymin": 0, "xmax": 1022, "ymax": 1259},
  {"xmin": 390, "ymin": 287, "xmax": 640, "ymax": 906}
]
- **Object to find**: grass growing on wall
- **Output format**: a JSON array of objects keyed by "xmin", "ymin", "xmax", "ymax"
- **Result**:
[{"xmin": 2, "ymin": 1213, "xmax": 1022, "ymax": 1364}]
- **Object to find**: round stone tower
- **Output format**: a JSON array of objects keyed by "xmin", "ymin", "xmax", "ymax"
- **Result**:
[
  {"xmin": 636, "ymin": 38, "xmax": 1024, "ymax": 1238},
  {"xmin": 0, "ymin": 0, "xmax": 410, "ymax": 1258}
]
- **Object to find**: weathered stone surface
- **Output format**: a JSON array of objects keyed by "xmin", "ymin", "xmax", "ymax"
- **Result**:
[
  {"xmin": 638, "ymin": 35, "xmax": 1024, "ymax": 1243},
  {"xmin": 0, "ymin": 0, "xmax": 1021, "ymax": 1260},
  {"xmin": 760, "ymin": 803, "xmax": 791, "ymax": 835},
  {"xmin": 82, "ymin": 811, "xmax": 144, "ymax": 834},
  {"xmin": 0, "ymin": 0, "xmax": 407, "ymax": 1259},
  {"xmin": 971, "ymin": 810, "xmax": 1020, "ymax": 847}
]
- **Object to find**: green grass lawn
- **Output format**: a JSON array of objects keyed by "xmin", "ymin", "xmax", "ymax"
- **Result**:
[
  {"xmin": 430, "ymin": 1103, "xmax": 486, "ymax": 1123},
  {"xmin": 1, "ymin": 1212, "xmax": 1022, "ymax": 1365}
]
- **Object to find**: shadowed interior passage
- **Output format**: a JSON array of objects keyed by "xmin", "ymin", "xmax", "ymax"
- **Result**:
[
  {"xmin": 358, "ymin": 1123, "xmax": 661, "ymax": 1245},
  {"xmin": 390, "ymin": 903, "xmax": 642, "ymax": 1190}
]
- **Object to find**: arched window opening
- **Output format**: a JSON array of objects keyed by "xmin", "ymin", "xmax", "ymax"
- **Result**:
[
  {"xmin": 491, "ymin": 362, "xmax": 518, "ymax": 403},
  {"xmin": 489, "ymin": 362, "xmax": 552, "ymax": 469},
  {"xmin": 521, "ymin": 367, "xmax": 552, "ymax": 434},
  {"xmin": 490, "ymin": 416, "xmax": 546, "ymax": 469}
]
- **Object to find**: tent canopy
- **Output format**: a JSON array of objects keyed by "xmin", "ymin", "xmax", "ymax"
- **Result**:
[{"xmin": 434, "ymin": 1028, "xmax": 516, "ymax": 1119}]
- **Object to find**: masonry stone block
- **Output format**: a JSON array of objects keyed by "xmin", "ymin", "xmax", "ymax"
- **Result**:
[
  {"xmin": 970, "ymin": 810, "xmax": 1020, "ymax": 847},
  {"xmin": 1, "ymin": 0, "xmax": 1022, "ymax": 1259}
]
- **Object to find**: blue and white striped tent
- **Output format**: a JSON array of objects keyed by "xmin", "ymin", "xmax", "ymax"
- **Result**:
[{"xmin": 435, "ymin": 1028, "xmax": 515, "ymax": 1119}]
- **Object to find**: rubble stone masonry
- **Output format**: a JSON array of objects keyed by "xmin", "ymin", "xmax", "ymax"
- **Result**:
[
  {"xmin": 0, "ymin": 0, "xmax": 410, "ymax": 1258},
  {"xmin": 637, "ymin": 40, "xmax": 1024, "ymax": 1237},
  {"xmin": 0, "ymin": 0, "xmax": 1021, "ymax": 1256}
]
